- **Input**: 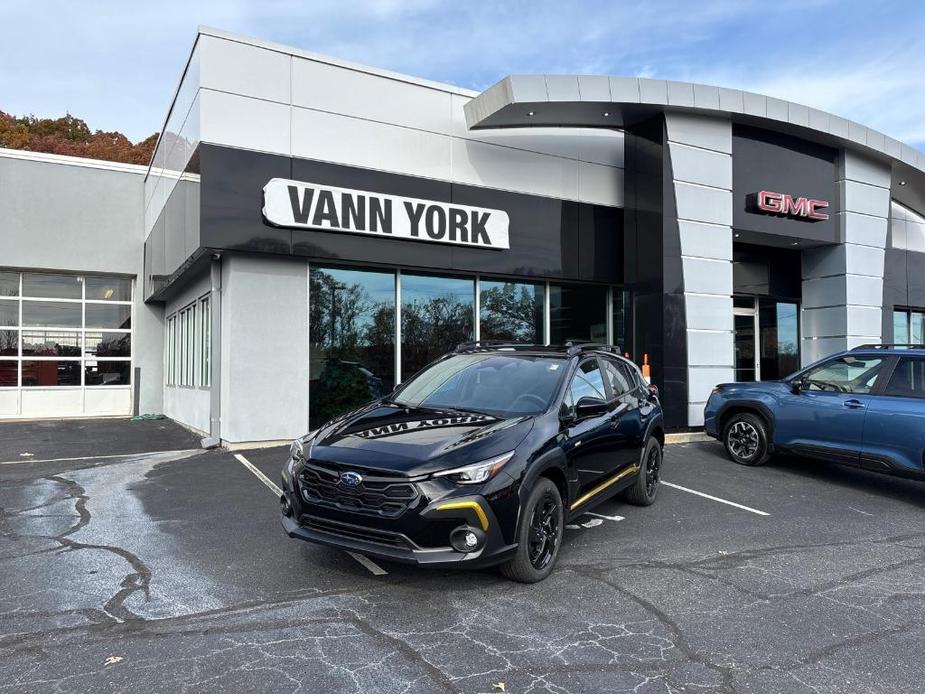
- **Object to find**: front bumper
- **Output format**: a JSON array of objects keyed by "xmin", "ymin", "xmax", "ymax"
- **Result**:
[
  {"xmin": 280, "ymin": 457, "xmax": 520, "ymax": 569},
  {"xmin": 281, "ymin": 494, "xmax": 517, "ymax": 568}
]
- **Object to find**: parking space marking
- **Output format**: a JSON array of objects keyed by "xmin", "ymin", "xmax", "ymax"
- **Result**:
[
  {"xmin": 232, "ymin": 453, "xmax": 389, "ymax": 577},
  {"xmin": 233, "ymin": 453, "xmax": 283, "ymax": 496},
  {"xmin": 345, "ymin": 551, "xmax": 388, "ymax": 576},
  {"xmin": 586, "ymin": 512, "xmax": 625, "ymax": 522},
  {"xmin": 0, "ymin": 449, "xmax": 201, "ymax": 466},
  {"xmin": 662, "ymin": 481, "xmax": 770, "ymax": 516}
]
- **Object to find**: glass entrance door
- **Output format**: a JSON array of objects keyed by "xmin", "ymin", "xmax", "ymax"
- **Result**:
[
  {"xmin": 734, "ymin": 298, "xmax": 758, "ymax": 382},
  {"xmin": 734, "ymin": 296, "xmax": 800, "ymax": 382}
]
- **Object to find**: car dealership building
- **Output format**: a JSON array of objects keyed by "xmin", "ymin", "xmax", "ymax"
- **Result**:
[{"xmin": 2, "ymin": 26, "xmax": 924, "ymax": 441}]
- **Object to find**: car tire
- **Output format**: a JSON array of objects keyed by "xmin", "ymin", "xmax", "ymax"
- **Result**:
[
  {"xmin": 623, "ymin": 436, "xmax": 662, "ymax": 506},
  {"xmin": 723, "ymin": 412, "xmax": 770, "ymax": 466},
  {"xmin": 500, "ymin": 478, "xmax": 564, "ymax": 584}
]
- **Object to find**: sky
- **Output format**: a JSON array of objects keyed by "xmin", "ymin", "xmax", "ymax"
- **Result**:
[{"xmin": 1, "ymin": 0, "xmax": 923, "ymax": 149}]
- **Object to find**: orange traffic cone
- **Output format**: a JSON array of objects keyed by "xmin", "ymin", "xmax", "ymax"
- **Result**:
[{"xmin": 642, "ymin": 353, "xmax": 651, "ymax": 384}]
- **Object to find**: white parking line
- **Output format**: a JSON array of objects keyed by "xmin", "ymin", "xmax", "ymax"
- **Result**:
[
  {"xmin": 233, "ymin": 453, "xmax": 283, "ymax": 496},
  {"xmin": 232, "ymin": 453, "xmax": 389, "ymax": 577},
  {"xmin": 345, "ymin": 551, "xmax": 388, "ymax": 576},
  {"xmin": 0, "ymin": 449, "xmax": 201, "ymax": 466},
  {"xmin": 661, "ymin": 481, "xmax": 770, "ymax": 516}
]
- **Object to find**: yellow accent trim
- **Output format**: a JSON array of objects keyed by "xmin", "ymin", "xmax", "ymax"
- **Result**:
[
  {"xmin": 436, "ymin": 501, "xmax": 489, "ymax": 531},
  {"xmin": 569, "ymin": 465, "xmax": 641, "ymax": 511}
]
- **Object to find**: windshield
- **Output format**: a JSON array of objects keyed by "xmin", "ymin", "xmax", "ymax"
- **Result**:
[{"xmin": 392, "ymin": 353, "xmax": 567, "ymax": 417}]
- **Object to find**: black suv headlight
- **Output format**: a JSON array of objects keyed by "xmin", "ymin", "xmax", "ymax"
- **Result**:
[
  {"xmin": 289, "ymin": 439, "xmax": 305, "ymax": 462},
  {"xmin": 433, "ymin": 451, "xmax": 515, "ymax": 485}
]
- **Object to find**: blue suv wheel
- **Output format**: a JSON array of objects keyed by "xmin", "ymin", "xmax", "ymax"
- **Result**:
[{"xmin": 723, "ymin": 412, "xmax": 770, "ymax": 466}]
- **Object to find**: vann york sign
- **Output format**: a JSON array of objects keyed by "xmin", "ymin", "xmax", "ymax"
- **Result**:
[{"xmin": 262, "ymin": 178, "xmax": 510, "ymax": 250}]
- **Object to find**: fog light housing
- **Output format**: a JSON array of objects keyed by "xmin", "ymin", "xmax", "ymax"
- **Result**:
[
  {"xmin": 450, "ymin": 525, "xmax": 485, "ymax": 553},
  {"xmin": 280, "ymin": 494, "xmax": 293, "ymax": 517}
]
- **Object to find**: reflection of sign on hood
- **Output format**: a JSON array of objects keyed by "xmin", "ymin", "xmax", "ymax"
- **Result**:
[
  {"xmin": 352, "ymin": 415, "xmax": 491, "ymax": 440},
  {"xmin": 262, "ymin": 178, "xmax": 510, "ymax": 250}
]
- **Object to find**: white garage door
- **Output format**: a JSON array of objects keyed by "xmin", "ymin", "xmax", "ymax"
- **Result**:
[{"xmin": 0, "ymin": 270, "xmax": 134, "ymax": 419}]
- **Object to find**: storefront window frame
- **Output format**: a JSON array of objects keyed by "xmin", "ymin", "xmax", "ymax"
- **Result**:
[{"xmin": 307, "ymin": 261, "xmax": 631, "ymax": 426}]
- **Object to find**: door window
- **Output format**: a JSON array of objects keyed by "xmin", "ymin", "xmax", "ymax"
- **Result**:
[
  {"xmin": 561, "ymin": 359, "xmax": 607, "ymax": 416},
  {"xmin": 800, "ymin": 356, "xmax": 885, "ymax": 394},
  {"xmin": 882, "ymin": 358, "xmax": 925, "ymax": 398},
  {"xmin": 602, "ymin": 359, "xmax": 633, "ymax": 397}
]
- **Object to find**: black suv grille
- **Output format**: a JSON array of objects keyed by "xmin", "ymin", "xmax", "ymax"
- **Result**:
[
  {"xmin": 298, "ymin": 461, "xmax": 419, "ymax": 518},
  {"xmin": 299, "ymin": 515, "xmax": 410, "ymax": 549}
]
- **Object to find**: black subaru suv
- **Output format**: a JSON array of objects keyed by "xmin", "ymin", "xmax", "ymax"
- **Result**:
[{"xmin": 281, "ymin": 343, "xmax": 664, "ymax": 582}]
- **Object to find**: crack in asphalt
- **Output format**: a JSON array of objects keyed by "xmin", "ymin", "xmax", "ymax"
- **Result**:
[{"xmin": 31, "ymin": 475, "xmax": 151, "ymax": 624}]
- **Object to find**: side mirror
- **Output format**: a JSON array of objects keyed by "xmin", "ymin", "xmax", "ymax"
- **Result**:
[
  {"xmin": 575, "ymin": 396, "xmax": 609, "ymax": 419},
  {"xmin": 647, "ymin": 383, "xmax": 659, "ymax": 398},
  {"xmin": 790, "ymin": 377, "xmax": 804, "ymax": 394}
]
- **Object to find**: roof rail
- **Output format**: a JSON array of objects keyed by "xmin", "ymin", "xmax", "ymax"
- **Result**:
[
  {"xmin": 452, "ymin": 341, "xmax": 624, "ymax": 356},
  {"xmin": 564, "ymin": 342, "xmax": 623, "ymax": 357},
  {"xmin": 851, "ymin": 344, "xmax": 925, "ymax": 350}
]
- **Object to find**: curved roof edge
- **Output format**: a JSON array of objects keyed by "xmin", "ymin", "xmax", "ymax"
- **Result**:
[{"xmin": 464, "ymin": 75, "xmax": 925, "ymax": 176}]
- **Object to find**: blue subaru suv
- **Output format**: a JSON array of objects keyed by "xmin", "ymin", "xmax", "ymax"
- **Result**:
[{"xmin": 704, "ymin": 345, "xmax": 925, "ymax": 480}]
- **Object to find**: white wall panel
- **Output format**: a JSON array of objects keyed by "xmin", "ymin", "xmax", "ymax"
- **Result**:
[
  {"xmin": 291, "ymin": 106, "xmax": 451, "ymax": 181},
  {"xmin": 674, "ymin": 182, "xmax": 733, "ymax": 226},
  {"xmin": 85, "ymin": 389, "xmax": 132, "ymax": 416},
  {"xmin": 200, "ymin": 90, "xmax": 291, "ymax": 157},
  {"xmin": 668, "ymin": 143, "xmax": 732, "ymax": 189},
  {"xmin": 199, "ymin": 34, "xmax": 290, "ymax": 104},
  {"xmin": 687, "ymin": 330, "xmax": 735, "ymax": 366},
  {"xmin": 665, "ymin": 112, "xmax": 732, "ymax": 153},
  {"xmin": 685, "ymin": 295, "xmax": 734, "ymax": 332},
  {"xmin": 678, "ymin": 220, "xmax": 732, "ymax": 260},
  {"xmin": 20, "ymin": 390, "xmax": 83, "ymax": 418},
  {"xmin": 292, "ymin": 57, "xmax": 452, "ymax": 135},
  {"xmin": 0, "ymin": 390, "xmax": 18, "ymax": 416},
  {"xmin": 576, "ymin": 161, "xmax": 624, "ymax": 208},
  {"xmin": 841, "ymin": 180, "xmax": 891, "ymax": 217},
  {"xmin": 451, "ymin": 138, "xmax": 580, "ymax": 202},
  {"xmin": 681, "ymin": 258, "xmax": 733, "ymax": 295},
  {"xmin": 840, "ymin": 212, "xmax": 888, "ymax": 247}
]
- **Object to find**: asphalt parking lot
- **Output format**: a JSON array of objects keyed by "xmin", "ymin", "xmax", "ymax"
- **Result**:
[{"xmin": 1, "ymin": 419, "xmax": 923, "ymax": 693}]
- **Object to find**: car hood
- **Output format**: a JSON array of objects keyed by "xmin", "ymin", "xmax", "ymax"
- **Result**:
[
  {"xmin": 715, "ymin": 380, "xmax": 792, "ymax": 395},
  {"xmin": 306, "ymin": 402, "xmax": 535, "ymax": 476}
]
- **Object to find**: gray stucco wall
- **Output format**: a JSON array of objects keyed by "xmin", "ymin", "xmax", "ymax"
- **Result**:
[
  {"xmin": 220, "ymin": 255, "xmax": 309, "ymax": 443},
  {"xmin": 0, "ymin": 152, "xmax": 163, "ymax": 414}
]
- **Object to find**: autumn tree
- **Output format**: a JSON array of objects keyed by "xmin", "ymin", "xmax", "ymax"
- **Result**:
[{"xmin": 0, "ymin": 111, "xmax": 157, "ymax": 165}]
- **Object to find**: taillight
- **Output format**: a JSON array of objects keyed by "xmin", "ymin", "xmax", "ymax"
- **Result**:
[{"xmin": 711, "ymin": 385, "xmax": 724, "ymax": 395}]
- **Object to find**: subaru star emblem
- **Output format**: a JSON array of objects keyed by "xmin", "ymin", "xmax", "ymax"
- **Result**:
[{"xmin": 339, "ymin": 471, "xmax": 363, "ymax": 488}]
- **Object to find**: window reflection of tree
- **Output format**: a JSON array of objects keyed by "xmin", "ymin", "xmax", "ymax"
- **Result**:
[
  {"xmin": 309, "ymin": 270, "xmax": 395, "ymax": 427},
  {"xmin": 401, "ymin": 293, "xmax": 474, "ymax": 381},
  {"xmin": 480, "ymin": 283, "xmax": 541, "ymax": 343}
]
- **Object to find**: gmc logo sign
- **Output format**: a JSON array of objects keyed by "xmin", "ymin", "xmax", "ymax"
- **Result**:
[{"xmin": 749, "ymin": 190, "xmax": 829, "ymax": 221}]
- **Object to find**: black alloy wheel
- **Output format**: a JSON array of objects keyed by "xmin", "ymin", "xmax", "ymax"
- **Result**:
[
  {"xmin": 501, "ymin": 477, "xmax": 564, "ymax": 583},
  {"xmin": 644, "ymin": 441, "xmax": 661, "ymax": 497},
  {"xmin": 527, "ymin": 492, "xmax": 560, "ymax": 571},
  {"xmin": 624, "ymin": 436, "xmax": 662, "ymax": 506}
]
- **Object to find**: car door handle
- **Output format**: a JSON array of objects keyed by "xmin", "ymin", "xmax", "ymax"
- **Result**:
[{"xmin": 843, "ymin": 399, "xmax": 865, "ymax": 409}]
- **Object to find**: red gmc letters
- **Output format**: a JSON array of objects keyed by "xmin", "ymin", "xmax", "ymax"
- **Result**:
[{"xmin": 756, "ymin": 190, "xmax": 829, "ymax": 221}]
